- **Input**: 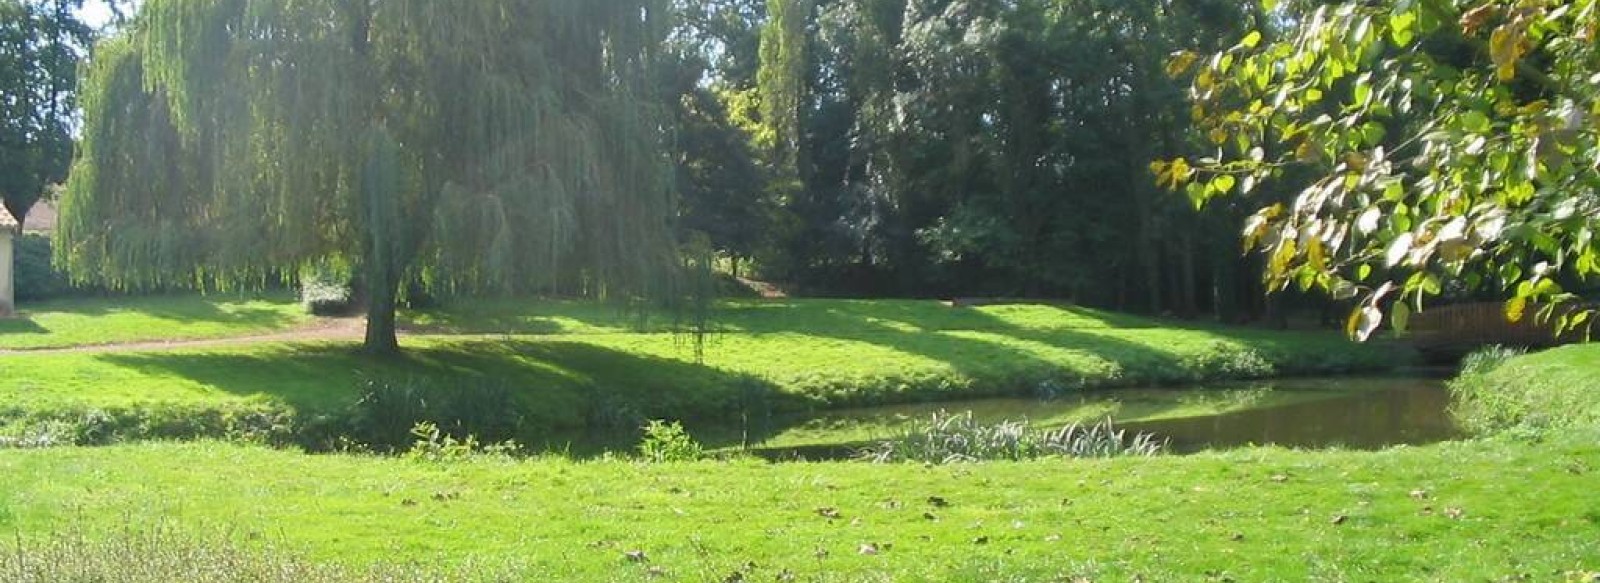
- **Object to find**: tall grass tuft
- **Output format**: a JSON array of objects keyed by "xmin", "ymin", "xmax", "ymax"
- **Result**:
[
  {"xmin": 1458, "ymin": 345, "xmax": 1524, "ymax": 377},
  {"xmin": 0, "ymin": 524, "xmax": 525, "ymax": 582},
  {"xmin": 855, "ymin": 411, "xmax": 1165, "ymax": 463}
]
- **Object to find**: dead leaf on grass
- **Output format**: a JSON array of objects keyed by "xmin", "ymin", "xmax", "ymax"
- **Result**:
[{"xmin": 1330, "ymin": 514, "xmax": 1348, "ymax": 525}]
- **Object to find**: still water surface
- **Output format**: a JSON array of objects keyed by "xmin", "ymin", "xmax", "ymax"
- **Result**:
[{"xmin": 735, "ymin": 376, "xmax": 1460, "ymax": 459}]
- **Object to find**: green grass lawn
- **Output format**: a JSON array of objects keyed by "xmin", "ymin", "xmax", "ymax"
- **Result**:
[
  {"xmin": 0, "ymin": 298, "xmax": 1404, "ymax": 447},
  {"xmin": 401, "ymin": 298, "xmax": 1166, "ymax": 335},
  {"xmin": 0, "ymin": 293, "xmax": 310, "ymax": 350},
  {"xmin": 2, "ymin": 435, "xmax": 1596, "ymax": 581},
  {"xmin": 1, "ymin": 307, "xmax": 1593, "ymax": 580}
]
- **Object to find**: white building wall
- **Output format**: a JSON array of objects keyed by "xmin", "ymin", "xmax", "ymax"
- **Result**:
[{"xmin": 0, "ymin": 233, "xmax": 13, "ymax": 316}]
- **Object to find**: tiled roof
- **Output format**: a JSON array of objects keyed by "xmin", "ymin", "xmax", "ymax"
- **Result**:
[{"xmin": 23, "ymin": 201, "xmax": 55, "ymax": 232}]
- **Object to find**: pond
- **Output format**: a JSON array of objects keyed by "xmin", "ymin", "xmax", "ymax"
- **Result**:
[
  {"xmin": 720, "ymin": 375, "xmax": 1461, "ymax": 460},
  {"xmin": 530, "ymin": 375, "xmax": 1462, "ymax": 459}
]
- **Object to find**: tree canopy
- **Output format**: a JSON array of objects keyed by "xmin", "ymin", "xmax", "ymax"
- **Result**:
[
  {"xmin": 1168, "ymin": 0, "xmax": 1599, "ymax": 338},
  {"xmin": 62, "ymin": 0, "xmax": 687, "ymax": 353},
  {"xmin": 55, "ymin": 0, "xmax": 1598, "ymax": 342},
  {"xmin": 0, "ymin": 0, "xmax": 91, "ymax": 226}
]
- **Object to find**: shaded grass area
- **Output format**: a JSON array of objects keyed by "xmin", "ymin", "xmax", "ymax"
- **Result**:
[
  {"xmin": 0, "ymin": 293, "xmax": 310, "ymax": 350},
  {"xmin": 2, "ymin": 436, "xmax": 1597, "ymax": 581},
  {"xmin": 1451, "ymin": 343, "xmax": 1600, "ymax": 434}
]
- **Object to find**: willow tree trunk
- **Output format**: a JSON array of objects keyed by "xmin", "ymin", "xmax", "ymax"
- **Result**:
[
  {"xmin": 361, "ymin": 128, "xmax": 403, "ymax": 356},
  {"xmin": 363, "ymin": 260, "xmax": 400, "ymax": 355}
]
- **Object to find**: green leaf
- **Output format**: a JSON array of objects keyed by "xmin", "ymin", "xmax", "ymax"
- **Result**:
[
  {"xmin": 1505, "ymin": 297, "xmax": 1528, "ymax": 323},
  {"xmin": 1241, "ymin": 30, "xmax": 1263, "ymax": 49},
  {"xmin": 1389, "ymin": 11, "xmax": 1417, "ymax": 46},
  {"xmin": 1362, "ymin": 122, "xmax": 1387, "ymax": 146},
  {"xmin": 1353, "ymin": 82, "xmax": 1372, "ymax": 107},
  {"xmin": 1211, "ymin": 174, "xmax": 1237, "ymax": 195},
  {"xmin": 1391, "ymin": 302, "xmax": 1411, "ymax": 334},
  {"xmin": 1383, "ymin": 181, "xmax": 1405, "ymax": 201},
  {"xmin": 1461, "ymin": 111, "xmax": 1490, "ymax": 133}
]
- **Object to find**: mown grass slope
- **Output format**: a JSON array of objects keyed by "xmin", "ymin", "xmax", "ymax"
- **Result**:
[
  {"xmin": 1, "ymin": 435, "xmax": 1596, "ymax": 581},
  {"xmin": 1451, "ymin": 343, "xmax": 1600, "ymax": 434},
  {"xmin": 0, "ymin": 294, "xmax": 310, "ymax": 351},
  {"xmin": 1, "ymin": 299, "xmax": 1405, "ymax": 446}
]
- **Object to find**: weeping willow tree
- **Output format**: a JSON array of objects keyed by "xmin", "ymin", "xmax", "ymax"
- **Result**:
[{"xmin": 61, "ymin": 0, "xmax": 685, "ymax": 354}]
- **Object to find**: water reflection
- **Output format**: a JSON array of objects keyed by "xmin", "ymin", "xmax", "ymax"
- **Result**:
[
  {"xmin": 741, "ymin": 377, "xmax": 1460, "ymax": 459},
  {"xmin": 1123, "ymin": 380, "xmax": 1459, "ymax": 452},
  {"xmin": 531, "ymin": 376, "xmax": 1462, "ymax": 459}
]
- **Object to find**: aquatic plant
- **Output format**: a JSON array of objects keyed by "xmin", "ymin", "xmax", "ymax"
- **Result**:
[{"xmin": 855, "ymin": 411, "xmax": 1165, "ymax": 463}]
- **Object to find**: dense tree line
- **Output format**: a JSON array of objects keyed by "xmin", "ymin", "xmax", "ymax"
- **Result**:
[
  {"xmin": 670, "ymin": 0, "xmax": 1308, "ymax": 320},
  {"xmin": 43, "ymin": 0, "xmax": 1598, "ymax": 350}
]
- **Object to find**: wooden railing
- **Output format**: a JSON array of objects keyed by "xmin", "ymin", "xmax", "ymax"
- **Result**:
[{"xmin": 1409, "ymin": 301, "xmax": 1594, "ymax": 358}]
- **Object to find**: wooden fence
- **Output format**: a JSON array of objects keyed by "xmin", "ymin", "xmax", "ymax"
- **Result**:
[{"xmin": 1409, "ymin": 301, "xmax": 1594, "ymax": 360}]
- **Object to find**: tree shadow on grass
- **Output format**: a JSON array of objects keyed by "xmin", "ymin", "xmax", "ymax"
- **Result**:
[
  {"xmin": 86, "ymin": 298, "xmax": 1400, "ymax": 455},
  {"xmin": 0, "ymin": 317, "xmax": 49, "ymax": 336},
  {"xmin": 407, "ymin": 297, "xmax": 1396, "ymax": 415},
  {"xmin": 90, "ymin": 339, "xmax": 800, "ymax": 453},
  {"xmin": 406, "ymin": 297, "xmax": 1192, "ymax": 336}
]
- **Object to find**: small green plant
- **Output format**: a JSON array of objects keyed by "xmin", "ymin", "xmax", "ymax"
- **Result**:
[
  {"xmin": 855, "ymin": 411, "xmax": 1164, "ymax": 463},
  {"xmin": 638, "ymin": 420, "xmax": 704, "ymax": 462},
  {"xmin": 404, "ymin": 421, "xmax": 520, "ymax": 463}
]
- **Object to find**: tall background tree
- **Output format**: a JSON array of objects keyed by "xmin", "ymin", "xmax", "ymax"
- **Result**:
[
  {"xmin": 0, "ymin": 0, "xmax": 90, "ymax": 227},
  {"xmin": 739, "ymin": 0, "xmax": 1268, "ymax": 319},
  {"xmin": 60, "ymin": 0, "xmax": 687, "ymax": 353}
]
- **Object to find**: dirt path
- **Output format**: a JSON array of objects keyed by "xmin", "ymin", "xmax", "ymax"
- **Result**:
[
  {"xmin": 0, "ymin": 317, "xmax": 368, "ymax": 356},
  {"xmin": 736, "ymin": 277, "xmax": 789, "ymax": 299}
]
